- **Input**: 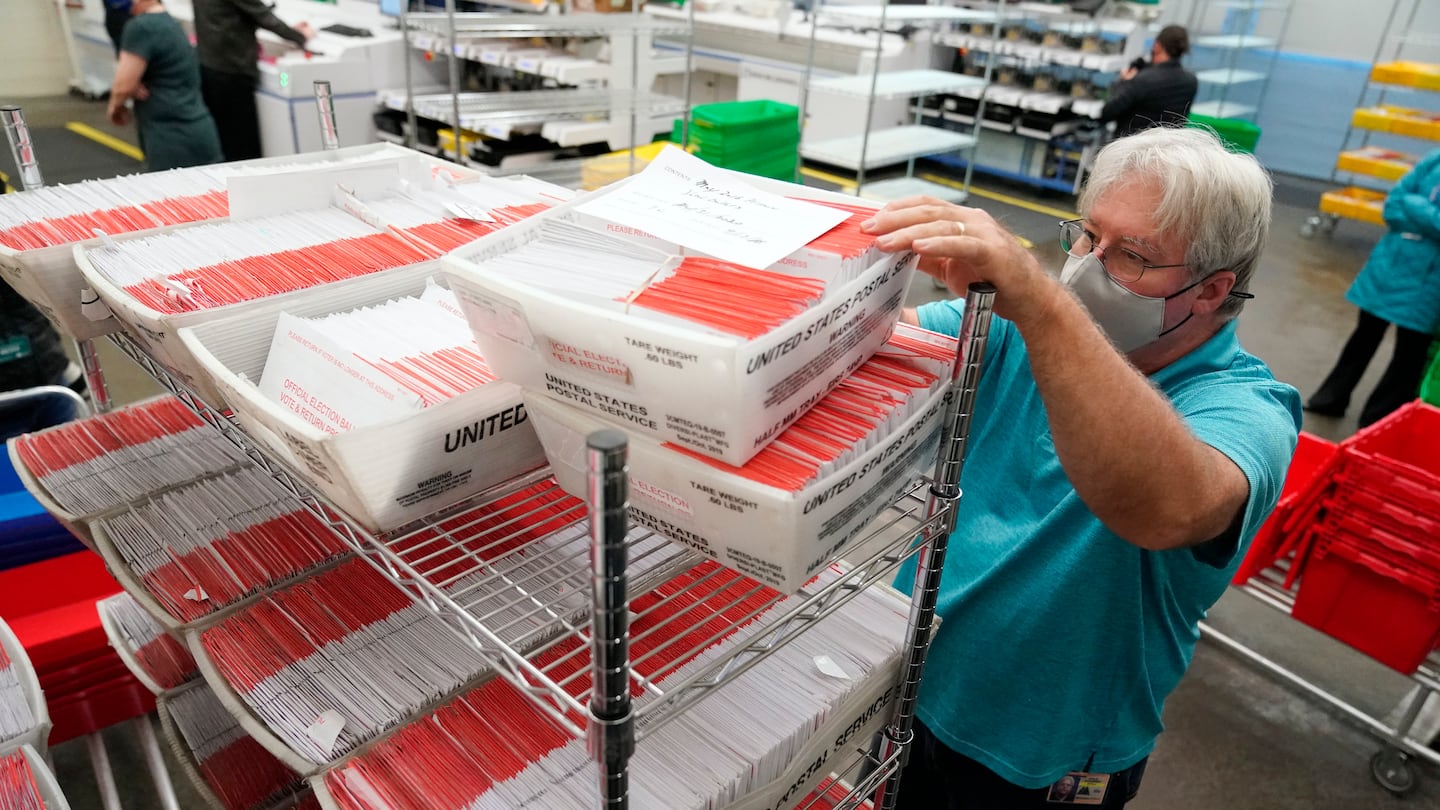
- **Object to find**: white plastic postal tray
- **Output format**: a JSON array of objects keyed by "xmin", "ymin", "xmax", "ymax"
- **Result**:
[
  {"xmin": 0, "ymin": 143, "xmax": 469, "ymax": 341},
  {"xmin": 176, "ymin": 272, "xmax": 547, "ymax": 533},
  {"xmin": 95, "ymin": 594, "xmax": 175, "ymax": 698},
  {"xmin": 442, "ymin": 177, "xmax": 917, "ymax": 467},
  {"xmin": 156, "ymin": 680, "xmax": 319, "ymax": 810},
  {"xmin": 5, "ymin": 439, "xmax": 97, "ymax": 550},
  {"xmin": 8, "ymin": 745, "xmax": 72, "ymax": 810},
  {"xmin": 0, "ymin": 619, "xmax": 51, "ymax": 758},
  {"xmin": 528, "ymin": 378, "xmax": 953, "ymax": 592},
  {"xmin": 73, "ymin": 153, "xmax": 496, "ymax": 405},
  {"xmin": 306, "ymin": 583, "xmax": 909, "ymax": 810}
]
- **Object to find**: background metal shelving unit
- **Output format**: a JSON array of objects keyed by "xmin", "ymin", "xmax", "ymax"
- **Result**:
[
  {"xmin": 395, "ymin": 7, "xmax": 694, "ymax": 169},
  {"xmin": 1185, "ymin": 0, "xmax": 1293, "ymax": 120},
  {"xmin": 99, "ymin": 268, "xmax": 997, "ymax": 807},
  {"xmin": 798, "ymin": 4, "xmax": 998, "ymax": 203},
  {"xmin": 1301, "ymin": 0, "xmax": 1438, "ymax": 238},
  {"xmin": 931, "ymin": 2, "xmax": 1155, "ymax": 196}
]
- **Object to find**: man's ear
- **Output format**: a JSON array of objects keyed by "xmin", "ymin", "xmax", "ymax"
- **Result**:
[{"xmin": 1193, "ymin": 271, "xmax": 1236, "ymax": 315}]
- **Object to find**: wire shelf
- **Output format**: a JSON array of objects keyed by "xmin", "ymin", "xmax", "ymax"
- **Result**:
[
  {"xmin": 793, "ymin": 744, "xmax": 904, "ymax": 810},
  {"xmin": 107, "ymin": 334, "xmax": 943, "ymax": 742},
  {"xmin": 405, "ymin": 12, "xmax": 691, "ymax": 38},
  {"xmin": 393, "ymin": 89, "xmax": 689, "ymax": 132}
]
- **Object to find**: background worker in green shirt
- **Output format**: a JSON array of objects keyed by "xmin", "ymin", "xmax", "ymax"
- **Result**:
[{"xmin": 107, "ymin": 0, "xmax": 223, "ymax": 172}]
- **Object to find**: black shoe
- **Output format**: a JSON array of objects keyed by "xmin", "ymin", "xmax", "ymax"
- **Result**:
[{"xmin": 1303, "ymin": 396, "xmax": 1347, "ymax": 418}]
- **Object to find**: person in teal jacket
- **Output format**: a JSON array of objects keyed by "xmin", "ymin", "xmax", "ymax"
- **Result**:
[
  {"xmin": 1306, "ymin": 149, "xmax": 1440, "ymax": 427},
  {"xmin": 861, "ymin": 127, "xmax": 1299, "ymax": 808}
]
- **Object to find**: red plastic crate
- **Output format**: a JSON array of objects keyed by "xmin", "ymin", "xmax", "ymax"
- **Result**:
[
  {"xmin": 1292, "ymin": 540, "xmax": 1440, "ymax": 673},
  {"xmin": 1312, "ymin": 519, "xmax": 1440, "ymax": 587},
  {"xmin": 0, "ymin": 552, "xmax": 153, "ymax": 744},
  {"xmin": 1338, "ymin": 401, "xmax": 1440, "ymax": 506},
  {"xmin": 1233, "ymin": 432, "xmax": 1339, "ymax": 585},
  {"xmin": 1327, "ymin": 489, "xmax": 1440, "ymax": 554},
  {"xmin": 0, "ymin": 553, "xmax": 122, "ymax": 671},
  {"xmin": 1337, "ymin": 461, "xmax": 1440, "ymax": 521}
]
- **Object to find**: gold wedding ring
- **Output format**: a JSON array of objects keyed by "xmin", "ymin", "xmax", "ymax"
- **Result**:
[{"xmin": 953, "ymin": 220, "xmax": 966, "ymax": 237}]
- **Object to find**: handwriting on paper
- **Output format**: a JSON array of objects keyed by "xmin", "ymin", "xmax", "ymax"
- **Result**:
[{"xmin": 574, "ymin": 145, "xmax": 849, "ymax": 270}]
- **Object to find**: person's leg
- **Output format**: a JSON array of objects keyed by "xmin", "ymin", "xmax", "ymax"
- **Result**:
[
  {"xmin": 893, "ymin": 722, "xmax": 965, "ymax": 810},
  {"xmin": 104, "ymin": 4, "xmax": 129, "ymax": 56},
  {"xmin": 1306, "ymin": 309, "xmax": 1389, "ymax": 416},
  {"xmin": 230, "ymin": 74, "xmax": 263, "ymax": 160},
  {"xmin": 201, "ymin": 68, "xmax": 263, "ymax": 162},
  {"xmin": 1357, "ymin": 325, "xmax": 1433, "ymax": 427},
  {"xmin": 892, "ymin": 721, "xmax": 1145, "ymax": 809}
]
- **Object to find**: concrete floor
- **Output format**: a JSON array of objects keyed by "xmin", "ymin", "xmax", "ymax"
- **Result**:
[{"xmin": 6, "ymin": 92, "xmax": 1440, "ymax": 809}]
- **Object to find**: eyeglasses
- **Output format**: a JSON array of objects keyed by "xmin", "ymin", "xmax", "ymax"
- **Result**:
[{"xmin": 1058, "ymin": 219, "xmax": 1188, "ymax": 283}]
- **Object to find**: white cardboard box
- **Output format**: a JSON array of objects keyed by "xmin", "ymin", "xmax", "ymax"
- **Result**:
[
  {"xmin": 443, "ymin": 179, "xmax": 917, "ymax": 467},
  {"xmin": 527, "ymin": 379, "xmax": 953, "ymax": 591},
  {"xmin": 177, "ymin": 273, "xmax": 548, "ymax": 532},
  {"xmin": 0, "ymin": 143, "xmax": 470, "ymax": 341}
]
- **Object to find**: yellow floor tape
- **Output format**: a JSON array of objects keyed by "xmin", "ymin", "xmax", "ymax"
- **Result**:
[
  {"xmin": 798, "ymin": 166, "xmax": 857, "ymax": 191},
  {"xmin": 66, "ymin": 122, "xmax": 144, "ymax": 162}
]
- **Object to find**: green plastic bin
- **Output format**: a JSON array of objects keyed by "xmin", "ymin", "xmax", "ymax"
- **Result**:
[
  {"xmin": 1187, "ymin": 113, "xmax": 1261, "ymax": 154},
  {"xmin": 692, "ymin": 100, "xmax": 799, "ymax": 133},
  {"xmin": 1422, "ymin": 341, "xmax": 1440, "ymax": 408},
  {"xmin": 674, "ymin": 100, "xmax": 800, "ymax": 154}
]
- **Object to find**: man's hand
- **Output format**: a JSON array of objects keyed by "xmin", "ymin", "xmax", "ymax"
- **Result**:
[
  {"xmin": 107, "ymin": 101, "xmax": 130, "ymax": 127},
  {"xmin": 1120, "ymin": 66, "xmax": 1138, "ymax": 81},
  {"xmin": 295, "ymin": 21, "xmax": 317, "ymax": 40},
  {"xmin": 861, "ymin": 196, "xmax": 1058, "ymax": 326}
]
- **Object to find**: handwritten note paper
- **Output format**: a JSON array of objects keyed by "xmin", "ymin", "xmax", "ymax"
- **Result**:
[{"xmin": 574, "ymin": 145, "xmax": 850, "ymax": 270}]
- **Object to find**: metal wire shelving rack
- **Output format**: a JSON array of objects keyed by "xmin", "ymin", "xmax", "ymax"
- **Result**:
[
  {"xmin": 2, "ymin": 85, "xmax": 1000, "ymax": 805},
  {"xmin": 97, "ymin": 276, "xmax": 998, "ymax": 808}
]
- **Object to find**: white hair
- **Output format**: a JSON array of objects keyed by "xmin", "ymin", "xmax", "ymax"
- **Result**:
[{"xmin": 1078, "ymin": 125, "xmax": 1273, "ymax": 321}]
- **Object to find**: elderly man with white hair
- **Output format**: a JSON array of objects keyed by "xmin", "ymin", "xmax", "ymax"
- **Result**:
[{"xmin": 861, "ymin": 126, "xmax": 1301, "ymax": 809}]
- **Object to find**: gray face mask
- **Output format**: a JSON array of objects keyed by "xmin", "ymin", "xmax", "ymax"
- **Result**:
[{"xmin": 1059, "ymin": 253, "xmax": 1204, "ymax": 353}]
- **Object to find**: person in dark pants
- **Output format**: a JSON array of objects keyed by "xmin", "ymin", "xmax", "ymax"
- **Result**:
[
  {"xmin": 1100, "ymin": 25, "xmax": 1198, "ymax": 138},
  {"xmin": 0, "ymin": 285, "xmax": 83, "ymax": 399},
  {"xmin": 193, "ymin": 0, "xmax": 314, "ymax": 161},
  {"xmin": 862, "ymin": 127, "xmax": 1299, "ymax": 809},
  {"xmin": 1306, "ymin": 149, "xmax": 1440, "ymax": 427},
  {"xmin": 899, "ymin": 723, "xmax": 1147, "ymax": 807},
  {"xmin": 104, "ymin": 0, "xmax": 133, "ymax": 55}
]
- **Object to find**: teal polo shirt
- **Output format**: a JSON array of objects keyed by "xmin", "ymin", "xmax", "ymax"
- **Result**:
[{"xmin": 897, "ymin": 300, "xmax": 1301, "ymax": 788}]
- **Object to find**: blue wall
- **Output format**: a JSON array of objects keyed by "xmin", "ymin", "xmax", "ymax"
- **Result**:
[{"xmin": 1192, "ymin": 46, "xmax": 1440, "ymax": 182}]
